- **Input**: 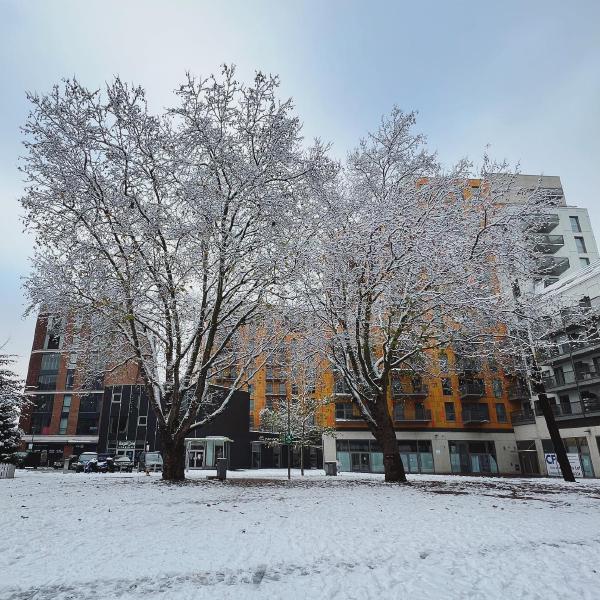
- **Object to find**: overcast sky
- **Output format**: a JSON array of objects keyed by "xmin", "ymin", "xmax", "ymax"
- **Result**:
[{"xmin": 1, "ymin": 0, "xmax": 600, "ymax": 377}]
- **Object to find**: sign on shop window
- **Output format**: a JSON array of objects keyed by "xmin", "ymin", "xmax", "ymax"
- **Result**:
[{"xmin": 544, "ymin": 453, "xmax": 583, "ymax": 478}]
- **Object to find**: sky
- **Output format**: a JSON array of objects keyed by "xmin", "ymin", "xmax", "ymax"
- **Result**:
[{"xmin": 1, "ymin": 0, "xmax": 600, "ymax": 378}]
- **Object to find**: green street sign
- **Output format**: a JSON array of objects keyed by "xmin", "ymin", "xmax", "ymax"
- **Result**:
[{"xmin": 283, "ymin": 434, "xmax": 293, "ymax": 444}]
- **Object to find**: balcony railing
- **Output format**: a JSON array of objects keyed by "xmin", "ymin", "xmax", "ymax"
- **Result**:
[
  {"xmin": 545, "ymin": 369, "xmax": 600, "ymax": 390},
  {"xmin": 391, "ymin": 382, "xmax": 429, "ymax": 398},
  {"xmin": 508, "ymin": 383, "xmax": 530, "ymax": 401},
  {"xmin": 462, "ymin": 407, "xmax": 490, "ymax": 424},
  {"xmin": 529, "ymin": 213, "xmax": 560, "ymax": 234},
  {"xmin": 459, "ymin": 380, "xmax": 486, "ymax": 400},
  {"xmin": 511, "ymin": 409, "xmax": 536, "ymax": 425},
  {"xmin": 536, "ymin": 256, "xmax": 570, "ymax": 276},
  {"xmin": 394, "ymin": 408, "xmax": 432, "ymax": 422},
  {"xmin": 535, "ymin": 398, "xmax": 600, "ymax": 420},
  {"xmin": 456, "ymin": 358, "xmax": 482, "ymax": 373},
  {"xmin": 545, "ymin": 338, "xmax": 600, "ymax": 362},
  {"xmin": 533, "ymin": 234, "xmax": 565, "ymax": 254}
]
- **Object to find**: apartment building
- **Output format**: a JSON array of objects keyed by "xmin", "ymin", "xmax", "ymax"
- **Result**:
[
  {"xmin": 20, "ymin": 174, "xmax": 599, "ymax": 475},
  {"xmin": 512, "ymin": 262, "xmax": 600, "ymax": 478}
]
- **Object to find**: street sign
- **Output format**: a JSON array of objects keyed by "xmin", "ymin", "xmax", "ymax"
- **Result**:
[{"xmin": 283, "ymin": 434, "xmax": 294, "ymax": 444}]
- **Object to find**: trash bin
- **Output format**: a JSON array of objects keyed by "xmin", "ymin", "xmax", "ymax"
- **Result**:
[
  {"xmin": 324, "ymin": 461, "xmax": 337, "ymax": 476},
  {"xmin": 216, "ymin": 457, "xmax": 228, "ymax": 481}
]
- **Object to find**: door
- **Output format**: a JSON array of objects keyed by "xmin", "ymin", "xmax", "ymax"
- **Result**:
[
  {"xmin": 189, "ymin": 448, "xmax": 204, "ymax": 469},
  {"xmin": 351, "ymin": 452, "xmax": 370, "ymax": 472}
]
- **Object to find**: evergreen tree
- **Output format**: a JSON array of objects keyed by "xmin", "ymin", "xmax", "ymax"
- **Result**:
[{"xmin": 0, "ymin": 354, "xmax": 26, "ymax": 460}]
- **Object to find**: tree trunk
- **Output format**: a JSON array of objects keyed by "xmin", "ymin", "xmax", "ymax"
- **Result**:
[
  {"xmin": 370, "ymin": 396, "xmax": 407, "ymax": 483},
  {"xmin": 300, "ymin": 445, "xmax": 305, "ymax": 476},
  {"xmin": 161, "ymin": 436, "xmax": 186, "ymax": 482},
  {"xmin": 530, "ymin": 364, "xmax": 575, "ymax": 482},
  {"xmin": 536, "ymin": 389, "xmax": 576, "ymax": 482}
]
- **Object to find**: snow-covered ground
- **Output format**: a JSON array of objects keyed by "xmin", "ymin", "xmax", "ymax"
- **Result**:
[{"xmin": 2, "ymin": 470, "xmax": 600, "ymax": 599}]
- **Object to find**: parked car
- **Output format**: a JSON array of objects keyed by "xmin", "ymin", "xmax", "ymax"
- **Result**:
[
  {"xmin": 13, "ymin": 451, "xmax": 40, "ymax": 469},
  {"xmin": 138, "ymin": 451, "xmax": 163, "ymax": 472},
  {"xmin": 73, "ymin": 452, "xmax": 98, "ymax": 473},
  {"xmin": 113, "ymin": 455, "xmax": 133, "ymax": 472}
]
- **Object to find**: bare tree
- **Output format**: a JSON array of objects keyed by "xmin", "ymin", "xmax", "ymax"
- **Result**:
[
  {"xmin": 20, "ymin": 66, "xmax": 333, "ymax": 480},
  {"xmin": 302, "ymin": 109, "xmax": 557, "ymax": 483},
  {"xmin": 259, "ymin": 333, "xmax": 333, "ymax": 476}
]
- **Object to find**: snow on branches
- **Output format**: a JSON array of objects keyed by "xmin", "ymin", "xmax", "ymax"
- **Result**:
[
  {"xmin": 0, "ymin": 355, "xmax": 27, "ymax": 458},
  {"xmin": 20, "ymin": 66, "xmax": 335, "ymax": 479}
]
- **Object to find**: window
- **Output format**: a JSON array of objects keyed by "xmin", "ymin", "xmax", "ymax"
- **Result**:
[
  {"xmin": 65, "ymin": 369, "xmax": 75, "ymax": 390},
  {"xmin": 111, "ymin": 393, "xmax": 122, "ymax": 404},
  {"xmin": 492, "ymin": 379, "xmax": 503, "ymax": 399},
  {"xmin": 445, "ymin": 402, "xmax": 456, "ymax": 421},
  {"xmin": 335, "ymin": 402, "xmax": 356, "ymax": 420},
  {"xmin": 559, "ymin": 395, "xmax": 572, "ymax": 415},
  {"xmin": 44, "ymin": 317, "xmax": 63, "ymax": 350},
  {"xmin": 580, "ymin": 257, "xmax": 590, "ymax": 268},
  {"xmin": 59, "ymin": 394, "xmax": 72, "ymax": 434},
  {"xmin": 575, "ymin": 236, "xmax": 587, "ymax": 253},
  {"xmin": 137, "ymin": 415, "xmax": 147, "ymax": 427},
  {"xmin": 495, "ymin": 403, "xmax": 507, "ymax": 423},
  {"xmin": 393, "ymin": 402, "xmax": 405, "ymax": 421},
  {"xmin": 442, "ymin": 378, "xmax": 453, "ymax": 396},
  {"xmin": 40, "ymin": 353, "xmax": 60, "ymax": 372},
  {"xmin": 569, "ymin": 216, "xmax": 581, "ymax": 232}
]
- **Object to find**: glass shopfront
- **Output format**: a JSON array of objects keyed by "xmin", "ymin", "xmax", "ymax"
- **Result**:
[
  {"xmin": 449, "ymin": 440, "xmax": 498, "ymax": 474},
  {"xmin": 336, "ymin": 439, "xmax": 434, "ymax": 474}
]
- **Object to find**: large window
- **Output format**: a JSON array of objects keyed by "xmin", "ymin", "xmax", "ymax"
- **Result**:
[
  {"xmin": 449, "ymin": 440, "xmax": 498, "ymax": 474},
  {"xmin": 575, "ymin": 236, "xmax": 587, "ymax": 253},
  {"xmin": 77, "ymin": 395, "xmax": 101, "ymax": 435},
  {"xmin": 30, "ymin": 395, "xmax": 54, "ymax": 434},
  {"xmin": 569, "ymin": 216, "xmax": 581, "ymax": 232},
  {"xmin": 335, "ymin": 439, "xmax": 434, "ymax": 473},
  {"xmin": 445, "ymin": 402, "xmax": 456, "ymax": 422}
]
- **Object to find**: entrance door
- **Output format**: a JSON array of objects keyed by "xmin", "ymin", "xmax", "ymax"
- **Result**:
[
  {"xmin": 189, "ymin": 448, "xmax": 204, "ymax": 469},
  {"xmin": 351, "ymin": 452, "xmax": 370, "ymax": 472}
]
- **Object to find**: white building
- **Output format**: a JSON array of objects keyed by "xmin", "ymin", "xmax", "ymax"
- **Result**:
[{"xmin": 513, "ymin": 262, "xmax": 600, "ymax": 478}]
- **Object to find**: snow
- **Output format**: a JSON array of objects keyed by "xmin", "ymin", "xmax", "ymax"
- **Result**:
[{"xmin": 2, "ymin": 470, "xmax": 600, "ymax": 600}]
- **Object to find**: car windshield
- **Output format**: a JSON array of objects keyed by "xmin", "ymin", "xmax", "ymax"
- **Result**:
[
  {"xmin": 79, "ymin": 454, "xmax": 97, "ymax": 463},
  {"xmin": 146, "ymin": 453, "xmax": 162, "ymax": 463}
]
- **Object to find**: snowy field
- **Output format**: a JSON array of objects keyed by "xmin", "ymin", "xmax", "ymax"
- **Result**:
[{"xmin": 2, "ymin": 470, "xmax": 600, "ymax": 600}]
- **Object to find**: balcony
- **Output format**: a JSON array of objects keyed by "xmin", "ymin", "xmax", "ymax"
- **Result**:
[
  {"xmin": 391, "ymin": 381, "xmax": 429, "ymax": 399},
  {"xmin": 529, "ymin": 213, "xmax": 560, "ymax": 234},
  {"xmin": 545, "ymin": 338, "xmax": 600, "ymax": 363},
  {"xmin": 533, "ymin": 234, "xmax": 565, "ymax": 254},
  {"xmin": 393, "ymin": 407, "xmax": 432, "ymax": 422},
  {"xmin": 534, "ymin": 398, "xmax": 600, "ymax": 420},
  {"xmin": 536, "ymin": 256, "xmax": 570, "ymax": 276},
  {"xmin": 511, "ymin": 409, "xmax": 536, "ymax": 426},
  {"xmin": 508, "ymin": 383, "xmax": 530, "ymax": 402},
  {"xmin": 459, "ymin": 380, "xmax": 486, "ymax": 400},
  {"xmin": 545, "ymin": 369, "xmax": 600, "ymax": 391},
  {"xmin": 462, "ymin": 406, "xmax": 490, "ymax": 424},
  {"xmin": 456, "ymin": 357, "xmax": 482, "ymax": 373}
]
